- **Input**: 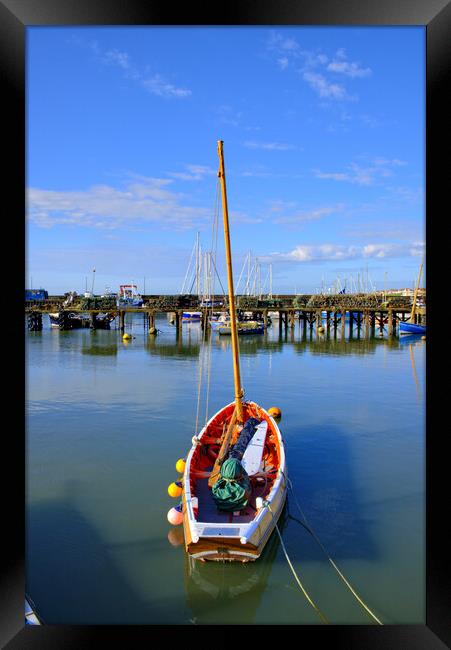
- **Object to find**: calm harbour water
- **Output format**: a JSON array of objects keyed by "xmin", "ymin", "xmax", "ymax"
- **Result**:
[{"xmin": 26, "ymin": 313, "xmax": 425, "ymax": 625}]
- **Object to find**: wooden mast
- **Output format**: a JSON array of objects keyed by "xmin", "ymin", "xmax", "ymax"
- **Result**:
[
  {"xmin": 217, "ymin": 140, "xmax": 244, "ymax": 423},
  {"xmin": 409, "ymin": 254, "xmax": 424, "ymax": 323}
]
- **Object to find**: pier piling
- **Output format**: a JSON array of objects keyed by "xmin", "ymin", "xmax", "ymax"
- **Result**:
[
  {"xmin": 25, "ymin": 293, "xmax": 419, "ymax": 342},
  {"xmin": 388, "ymin": 309, "xmax": 394, "ymax": 337}
]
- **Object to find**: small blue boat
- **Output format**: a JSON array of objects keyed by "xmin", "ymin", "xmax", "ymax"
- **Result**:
[
  {"xmin": 399, "ymin": 321, "xmax": 426, "ymax": 335},
  {"xmin": 399, "ymin": 256, "xmax": 425, "ymax": 336},
  {"xmin": 182, "ymin": 311, "xmax": 202, "ymax": 322}
]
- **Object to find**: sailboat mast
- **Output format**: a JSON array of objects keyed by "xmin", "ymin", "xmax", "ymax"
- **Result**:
[
  {"xmin": 410, "ymin": 255, "xmax": 424, "ymax": 322},
  {"xmin": 195, "ymin": 232, "xmax": 200, "ymax": 297},
  {"xmin": 217, "ymin": 140, "xmax": 244, "ymax": 422}
]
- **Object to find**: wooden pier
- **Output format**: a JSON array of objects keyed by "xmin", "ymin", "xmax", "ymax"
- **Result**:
[{"xmin": 25, "ymin": 293, "xmax": 425, "ymax": 336}]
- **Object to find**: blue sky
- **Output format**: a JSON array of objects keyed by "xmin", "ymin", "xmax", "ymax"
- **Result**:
[{"xmin": 26, "ymin": 26, "xmax": 425, "ymax": 295}]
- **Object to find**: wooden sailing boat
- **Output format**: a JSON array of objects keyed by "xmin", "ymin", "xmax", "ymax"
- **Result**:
[
  {"xmin": 399, "ymin": 255, "xmax": 426, "ymax": 335},
  {"xmin": 180, "ymin": 141, "xmax": 287, "ymax": 562}
]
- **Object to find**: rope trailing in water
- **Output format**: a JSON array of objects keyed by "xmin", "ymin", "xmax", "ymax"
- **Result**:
[
  {"xmin": 282, "ymin": 472, "xmax": 383, "ymax": 626},
  {"xmin": 265, "ymin": 502, "xmax": 329, "ymax": 624}
]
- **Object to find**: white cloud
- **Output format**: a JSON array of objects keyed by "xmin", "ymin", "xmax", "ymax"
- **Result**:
[
  {"xmin": 141, "ymin": 74, "xmax": 191, "ymax": 98},
  {"xmin": 216, "ymin": 105, "xmax": 243, "ymax": 126},
  {"xmin": 362, "ymin": 243, "xmax": 397, "ymax": 258},
  {"xmin": 409, "ymin": 242, "xmax": 426, "ymax": 257},
  {"xmin": 74, "ymin": 38, "xmax": 191, "ymax": 98},
  {"xmin": 303, "ymin": 72, "xmax": 350, "ymax": 101},
  {"xmin": 314, "ymin": 158, "xmax": 408, "ymax": 186},
  {"xmin": 373, "ymin": 157, "xmax": 406, "ymax": 167},
  {"xmin": 262, "ymin": 242, "xmax": 424, "ymax": 264},
  {"xmin": 327, "ymin": 60, "xmax": 371, "ymax": 78},
  {"xmin": 229, "ymin": 210, "xmax": 263, "ymax": 225},
  {"xmin": 274, "ymin": 204, "xmax": 344, "ymax": 225},
  {"xmin": 241, "ymin": 169, "xmax": 273, "ymax": 178},
  {"xmin": 387, "ymin": 185, "xmax": 423, "ymax": 203},
  {"xmin": 168, "ymin": 164, "xmax": 216, "ymax": 181},
  {"xmin": 267, "ymin": 31, "xmax": 301, "ymax": 55},
  {"xmin": 277, "ymin": 57, "xmax": 289, "ymax": 70},
  {"xmin": 266, "ymin": 32, "xmax": 370, "ymax": 104},
  {"xmin": 244, "ymin": 140, "xmax": 295, "ymax": 151},
  {"xmin": 103, "ymin": 48, "xmax": 131, "ymax": 70},
  {"xmin": 27, "ymin": 176, "xmax": 209, "ymax": 230}
]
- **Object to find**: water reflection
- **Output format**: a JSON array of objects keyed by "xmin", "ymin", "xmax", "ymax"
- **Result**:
[
  {"xmin": 293, "ymin": 337, "xmax": 401, "ymax": 356},
  {"xmin": 182, "ymin": 506, "xmax": 287, "ymax": 624},
  {"xmin": 214, "ymin": 334, "xmax": 285, "ymax": 356},
  {"xmin": 26, "ymin": 313, "xmax": 425, "ymax": 624},
  {"xmin": 211, "ymin": 330, "xmax": 402, "ymax": 357},
  {"xmin": 27, "ymin": 480, "xmax": 170, "ymax": 624},
  {"xmin": 81, "ymin": 336, "xmax": 118, "ymax": 357},
  {"xmin": 145, "ymin": 338, "xmax": 201, "ymax": 359}
]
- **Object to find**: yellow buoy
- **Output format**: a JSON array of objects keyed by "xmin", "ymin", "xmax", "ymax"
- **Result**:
[
  {"xmin": 175, "ymin": 458, "xmax": 186, "ymax": 474},
  {"xmin": 267, "ymin": 406, "xmax": 282, "ymax": 420},
  {"xmin": 168, "ymin": 481, "xmax": 183, "ymax": 498},
  {"xmin": 317, "ymin": 326, "xmax": 325, "ymax": 333},
  {"xmin": 122, "ymin": 333, "xmax": 132, "ymax": 341},
  {"xmin": 149, "ymin": 327, "xmax": 157, "ymax": 335}
]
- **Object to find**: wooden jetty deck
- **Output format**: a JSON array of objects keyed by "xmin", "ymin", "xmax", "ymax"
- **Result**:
[{"xmin": 25, "ymin": 293, "xmax": 425, "ymax": 335}]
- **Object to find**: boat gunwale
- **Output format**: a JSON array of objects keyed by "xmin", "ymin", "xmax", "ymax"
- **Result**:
[{"xmin": 183, "ymin": 400, "xmax": 286, "ymax": 545}]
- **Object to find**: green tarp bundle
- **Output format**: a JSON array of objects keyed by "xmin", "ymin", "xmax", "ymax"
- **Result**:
[{"xmin": 211, "ymin": 458, "xmax": 251, "ymax": 512}]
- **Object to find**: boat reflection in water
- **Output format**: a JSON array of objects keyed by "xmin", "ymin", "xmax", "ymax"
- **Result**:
[{"xmin": 176, "ymin": 505, "xmax": 287, "ymax": 624}]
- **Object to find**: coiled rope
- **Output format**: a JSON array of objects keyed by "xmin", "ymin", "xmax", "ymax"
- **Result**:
[{"xmin": 270, "ymin": 472, "xmax": 383, "ymax": 625}]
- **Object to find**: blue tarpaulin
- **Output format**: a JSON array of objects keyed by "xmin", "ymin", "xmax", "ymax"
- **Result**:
[{"xmin": 229, "ymin": 417, "xmax": 261, "ymax": 460}]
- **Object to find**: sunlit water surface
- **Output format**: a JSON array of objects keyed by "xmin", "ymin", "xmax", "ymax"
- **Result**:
[{"xmin": 26, "ymin": 314, "xmax": 425, "ymax": 624}]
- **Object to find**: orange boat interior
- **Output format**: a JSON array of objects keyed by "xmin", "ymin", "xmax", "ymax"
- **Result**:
[{"xmin": 188, "ymin": 402, "xmax": 281, "ymax": 524}]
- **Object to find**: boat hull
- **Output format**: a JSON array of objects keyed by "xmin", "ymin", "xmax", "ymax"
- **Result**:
[
  {"xmin": 49, "ymin": 313, "xmax": 113, "ymax": 329},
  {"xmin": 182, "ymin": 311, "xmax": 202, "ymax": 321},
  {"xmin": 181, "ymin": 401, "xmax": 287, "ymax": 562},
  {"xmin": 49, "ymin": 313, "xmax": 91, "ymax": 329},
  {"xmin": 399, "ymin": 321, "xmax": 426, "ymax": 335},
  {"xmin": 117, "ymin": 299, "xmax": 143, "ymax": 307},
  {"xmin": 210, "ymin": 318, "xmax": 230, "ymax": 330},
  {"xmin": 183, "ymin": 481, "xmax": 286, "ymax": 561}
]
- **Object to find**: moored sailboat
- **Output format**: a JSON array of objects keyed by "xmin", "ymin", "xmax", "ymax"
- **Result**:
[
  {"xmin": 217, "ymin": 320, "xmax": 265, "ymax": 335},
  {"xmin": 399, "ymin": 256, "xmax": 426, "ymax": 335},
  {"xmin": 178, "ymin": 141, "xmax": 287, "ymax": 562}
]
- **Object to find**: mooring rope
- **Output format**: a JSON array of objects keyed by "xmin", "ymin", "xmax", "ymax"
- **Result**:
[
  {"xmin": 266, "ymin": 502, "xmax": 329, "ymax": 624},
  {"xmin": 281, "ymin": 472, "xmax": 383, "ymax": 625}
]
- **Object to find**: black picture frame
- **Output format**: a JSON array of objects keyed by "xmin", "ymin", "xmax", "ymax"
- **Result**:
[{"xmin": 3, "ymin": 0, "xmax": 449, "ymax": 646}]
